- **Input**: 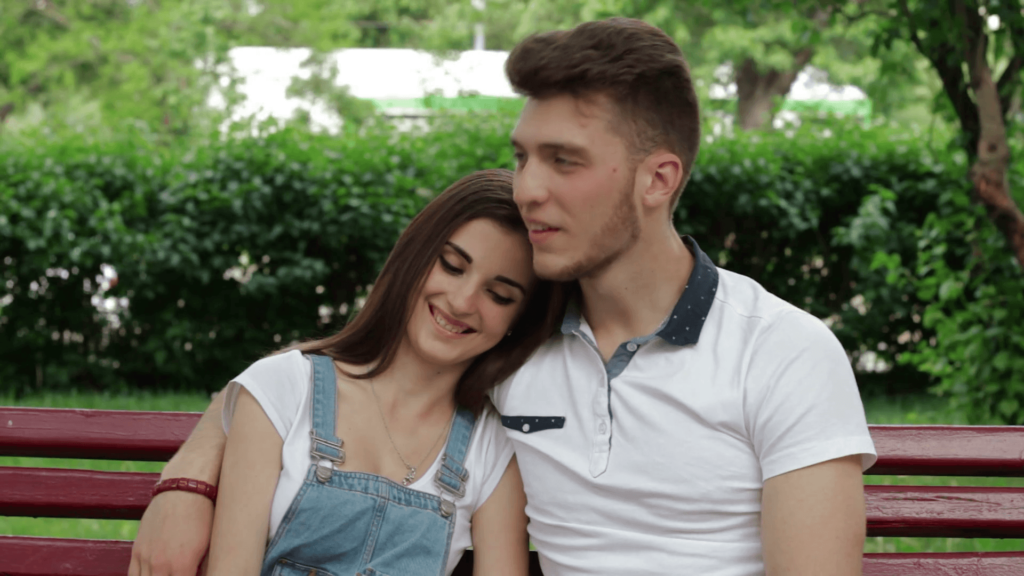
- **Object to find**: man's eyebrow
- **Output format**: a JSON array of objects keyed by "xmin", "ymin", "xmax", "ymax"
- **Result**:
[
  {"xmin": 445, "ymin": 241, "xmax": 472, "ymax": 263},
  {"xmin": 495, "ymin": 275, "xmax": 526, "ymax": 293},
  {"xmin": 510, "ymin": 138, "xmax": 589, "ymax": 157},
  {"xmin": 538, "ymin": 142, "xmax": 589, "ymax": 157}
]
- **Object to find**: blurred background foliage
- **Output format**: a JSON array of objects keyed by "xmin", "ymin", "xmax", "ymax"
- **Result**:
[{"xmin": 1, "ymin": 0, "xmax": 1023, "ymax": 423}]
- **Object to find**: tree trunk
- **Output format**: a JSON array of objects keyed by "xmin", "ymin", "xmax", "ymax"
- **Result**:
[
  {"xmin": 962, "ymin": 10, "xmax": 1024, "ymax": 269},
  {"xmin": 735, "ymin": 48, "xmax": 814, "ymax": 131}
]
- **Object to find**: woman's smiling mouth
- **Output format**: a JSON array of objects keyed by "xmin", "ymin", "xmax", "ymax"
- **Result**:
[{"xmin": 429, "ymin": 304, "xmax": 476, "ymax": 335}]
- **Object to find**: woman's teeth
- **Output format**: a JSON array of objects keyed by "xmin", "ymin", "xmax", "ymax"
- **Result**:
[{"xmin": 434, "ymin": 309, "xmax": 469, "ymax": 334}]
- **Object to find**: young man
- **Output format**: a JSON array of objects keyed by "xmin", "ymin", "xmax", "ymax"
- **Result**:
[{"xmin": 131, "ymin": 18, "xmax": 875, "ymax": 576}]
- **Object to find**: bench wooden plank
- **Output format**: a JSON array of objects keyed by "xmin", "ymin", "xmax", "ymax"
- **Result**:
[
  {"xmin": 0, "ymin": 468, "xmax": 157, "ymax": 520},
  {"xmin": 868, "ymin": 426, "xmax": 1024, "ymax": 477},
  {"xmin": 0, "ymin": 407, "xmax": 200, "ymax": 461},
  {"xmin": 862, "ymin": 552, "xmax": 1024, "ymax": 576},
  {"xmin": 865, "ymin": 485, "xmax": 1024, "ymax": 538},
  {"xmin": 4, "ymin": 408, "xmax": 1024, "ymax": 478},
  {"xmin": 5, "ymin": 466, "xmax": 1024, "ymax": 540},
  {"xmin": 0, "ymin": 536, "xmax": 133, "ymax": 576},
  {"xmin": 2, "ymin": 537, "xmax": 1023, "ymax": 576}
]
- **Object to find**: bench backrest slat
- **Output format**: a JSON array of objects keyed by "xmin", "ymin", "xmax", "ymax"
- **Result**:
[
  {"xmin": 862, "ymin": 552, "xmax": 1024, "ymax": 576},
  {"xmin": 6, "ymin": 466, "xmax": 1024, "ymax": 540},
  {"xmin": 0, "ymin": 467, "xmax": 156, "ymax": 520},
  {"xmin": 6, "ymin": 409, "xmax": 1024, "ymax": 477},
  {"xmin": 3, "ymin": 537, "xmax": 1022, "ymax": 576},
  {"xmin": 866, "ymin": 485, "xmax": 1024, "ymax": 538},
  {"xmin": 0, "ymin": 536, "xmax": 134, "ymax": 576},
  {"xmin": 868, "ymin": 426, "xmax": 1024, "ymax": 477},
  {"xmin": 0, "ymin": 407, "xmax": 200, "ymax": 461}
]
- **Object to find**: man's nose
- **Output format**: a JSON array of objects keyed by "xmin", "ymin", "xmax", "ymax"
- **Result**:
[{"xmin": 513, "ymin": 162, "xmax": 548, "ymax": 208}]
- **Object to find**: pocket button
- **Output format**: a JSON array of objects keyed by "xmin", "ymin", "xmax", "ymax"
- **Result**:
[{"xmin": 522, "ymin": 423, "xmax": 530, "ymax": 432}]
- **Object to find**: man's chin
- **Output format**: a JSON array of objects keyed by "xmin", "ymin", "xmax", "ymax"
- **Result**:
[{"xmin": 533, "ymin": 255, "xmax": 584, "ymax": 282}]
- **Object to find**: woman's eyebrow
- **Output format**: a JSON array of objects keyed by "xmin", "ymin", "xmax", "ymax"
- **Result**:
[
  {"xmin": 495, "ymin": 276, "xmax": 526, "ymax": 293},
  {"xmin": 445, "ymin": 241, "xmax": 473, "ymax": 263},
  {"xmin": 446, "ymin": 241, "xmax": 525, "ymax": 292}
]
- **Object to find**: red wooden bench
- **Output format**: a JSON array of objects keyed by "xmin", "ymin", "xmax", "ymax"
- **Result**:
[{"xmin": 2, "ymin": 406, "xmax": 1024, "ymax": 575}]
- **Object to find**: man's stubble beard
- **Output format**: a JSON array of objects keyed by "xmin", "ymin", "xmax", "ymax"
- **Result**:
[{"xmin": 539, "ymin": 173, "xmax": 641, "ymax": 282}]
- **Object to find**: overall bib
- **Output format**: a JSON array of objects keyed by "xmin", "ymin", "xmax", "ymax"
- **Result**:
[{"xmin": 261, "ymin": 354, "xmax": 476, "ymax": 576}]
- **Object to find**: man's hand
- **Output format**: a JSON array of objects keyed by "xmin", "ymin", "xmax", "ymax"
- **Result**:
[
  {"xmin": 129, "ymin": 390, "xmax": 228, "ymax": 576},
  {"xmin": 129, "ymin": 491, "xmax": 213, "ymax": 576}
]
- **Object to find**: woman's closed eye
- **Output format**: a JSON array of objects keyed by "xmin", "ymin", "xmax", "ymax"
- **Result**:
[
  {"xmin": 440, "ymin": 257, "xmax": 517, "ymax": 306},
  {"xmin": 488, "ymin": 290, "xmax": 515, "ymax": 306},
  {"xmin": 439, "ymin": 256, "xmax": 462, "ymax": 275}
]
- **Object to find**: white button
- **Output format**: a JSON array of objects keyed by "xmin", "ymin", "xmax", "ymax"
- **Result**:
[
  {"xmin": 626, "ymin": 342, "xmax": 638, "ymax": 352},
  {"xmin": 522, "ymin": 423, "xmax": 530, "ymax": 432},
  {"xmin": 598, "ymin": 422, "xmax": 607, "ymax": 434}
]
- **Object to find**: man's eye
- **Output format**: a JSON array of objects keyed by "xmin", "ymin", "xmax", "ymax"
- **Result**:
[
  {"xmin": 554, "ymin": 157, "xmax": 573, "ymax": 166},
  {"xmin": 439, "ymin": 257, "xmax": 462, "ymax": 275}
]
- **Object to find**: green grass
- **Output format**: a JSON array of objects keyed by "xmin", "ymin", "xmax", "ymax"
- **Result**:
[{"xmin": 2, "ymin": 391, "xmax": 1023, "ymax": 556}]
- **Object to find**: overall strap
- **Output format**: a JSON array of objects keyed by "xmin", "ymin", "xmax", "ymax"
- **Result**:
[
  {"xmin": 434, "ymin": 408, "xmax": 476, "ymax": 499},
  {"xmin": 308, "ymin": 355, "xmax": 345, "ymax": 469}
]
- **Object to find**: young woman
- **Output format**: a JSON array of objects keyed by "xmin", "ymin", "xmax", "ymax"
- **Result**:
[{"xmin": 205, "ymin": 169, "xmax": 564, "ymax": 576}]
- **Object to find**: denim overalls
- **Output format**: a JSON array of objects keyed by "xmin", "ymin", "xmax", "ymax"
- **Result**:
[{"xmin": 261, "ymin": 355, "xmax": 476, "ymax": 576}]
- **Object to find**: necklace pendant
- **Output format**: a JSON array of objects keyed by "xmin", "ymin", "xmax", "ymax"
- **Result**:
[{"xmin": 402, "ymin": 466, "xmax": 416, "ymax": 486}]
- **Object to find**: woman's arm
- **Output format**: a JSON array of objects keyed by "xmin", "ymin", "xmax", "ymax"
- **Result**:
[
  {"xmin": 206, "ymin": 387, "xmax": 284, "ymax": 576},
  {"xmin": 470, "ymin": 455, "xmax": 530, "ymax": 576}
]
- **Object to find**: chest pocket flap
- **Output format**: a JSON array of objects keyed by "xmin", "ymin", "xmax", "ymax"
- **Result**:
[{"xmin": 501, "ymin": 415, "xmax": 565, "ymax": 434}]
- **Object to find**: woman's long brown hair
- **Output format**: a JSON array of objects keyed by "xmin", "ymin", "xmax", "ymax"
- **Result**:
[{"xmin": 287, "ymin": 169, "xmax": 566, "ymax": 413}]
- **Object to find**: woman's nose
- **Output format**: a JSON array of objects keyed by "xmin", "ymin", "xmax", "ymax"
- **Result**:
[{"xmin": 447, "ymin": 281, "xmax": 477, "ymax": 315}]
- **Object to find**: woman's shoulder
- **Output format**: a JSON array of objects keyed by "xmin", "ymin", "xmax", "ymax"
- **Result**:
[
  {"xmin": 226, "ymin": 349, "xmax": 314, "ymax": 438},
  {"xmin": 244, "ymin": 349, "xmax": 311, "ymax": 378}
]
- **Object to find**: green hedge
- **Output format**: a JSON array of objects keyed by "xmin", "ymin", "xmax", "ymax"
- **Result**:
[
  {"xmin": 2, "ymin": 116, "xmax": 1021, "ymax": 420},
  {"xmin": 1, "ymin": 116, "xmax": 515, "ymax": 394}
]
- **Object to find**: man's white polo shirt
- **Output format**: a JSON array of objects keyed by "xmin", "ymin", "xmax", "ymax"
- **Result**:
[{"xmin": 490, "ymin": 236, "xmax": 877, "ymax": 576}]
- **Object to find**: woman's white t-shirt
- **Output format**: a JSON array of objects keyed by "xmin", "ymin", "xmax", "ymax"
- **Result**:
[{"xmin": 222, "ymin": 350, "xmax": 515, "ymax": 575}]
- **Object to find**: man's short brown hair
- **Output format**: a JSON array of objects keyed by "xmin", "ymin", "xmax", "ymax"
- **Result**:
[{"xmin": 506, "ymin": 18, "xmax": 701, "ymax": 205}]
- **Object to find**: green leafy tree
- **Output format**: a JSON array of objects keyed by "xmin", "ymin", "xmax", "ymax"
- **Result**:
[
  {"xmin": 0, "ymin": 0, "xmax": 246, "ymax": 137},
  {"xmin": 831, "ymin": 0, "xmax": 1024, "ymax": 268},
  {"xmin": 502, "ymin": 1, "xmax": 931, "ymax": 130},
  {"xmin": 284, "ymin": 51, "xmax": 378, "ymax": 131}
]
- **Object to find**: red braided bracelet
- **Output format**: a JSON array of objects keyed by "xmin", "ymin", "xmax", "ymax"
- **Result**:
[{"xmin": 152, "ymin": 477, "xmax": 218, "ymax": 503}]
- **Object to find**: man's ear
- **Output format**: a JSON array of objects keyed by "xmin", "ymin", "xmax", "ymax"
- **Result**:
[{"xmin": 640, "ymin": 151, "xmax": 684, "ymax": 210}]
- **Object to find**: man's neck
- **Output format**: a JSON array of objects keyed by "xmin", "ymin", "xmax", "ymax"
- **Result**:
[{"xmin": 579, "ymin": 225, "xmax": 695, "ymax": 361}]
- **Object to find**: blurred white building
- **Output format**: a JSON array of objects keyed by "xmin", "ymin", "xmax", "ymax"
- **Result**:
[
  {"xmin": 207, "ymin": 48, "xmax": 870, "ymax": 133},
  {"xmin": 207, "ymin": 47, "xmax": 517, "ymax": 132}
]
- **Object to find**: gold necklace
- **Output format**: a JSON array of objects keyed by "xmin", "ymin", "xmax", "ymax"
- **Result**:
[{"xmin": 369, "ymin": 380, "xmax": 455, "ymax": 486}]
